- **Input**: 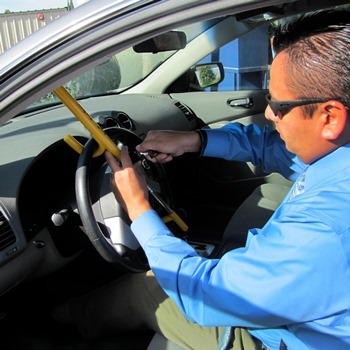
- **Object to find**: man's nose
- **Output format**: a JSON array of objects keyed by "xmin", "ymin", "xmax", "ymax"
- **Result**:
[{"xmin": 265, "ymin": 105, "xmax": 277, "ymax": 121}]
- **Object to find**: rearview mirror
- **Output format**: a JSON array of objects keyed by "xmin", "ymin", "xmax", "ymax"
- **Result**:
[{"xmin": 133, "ymin": 31, "xmax": 187, "ymax": 53}]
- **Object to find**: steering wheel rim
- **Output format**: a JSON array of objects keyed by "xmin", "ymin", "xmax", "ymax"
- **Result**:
[{"xmin": 75, "ymin": 127, "xmax": 172, "ymax": 272}]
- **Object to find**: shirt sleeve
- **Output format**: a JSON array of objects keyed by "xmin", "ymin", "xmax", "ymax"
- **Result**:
[
  {"xmin": 131, "ymin": 207, "xmax": 350, "ymax": 329},
  {"xmin": 203, "ymin": 123, "xmax": 305, "ymax": 181}
]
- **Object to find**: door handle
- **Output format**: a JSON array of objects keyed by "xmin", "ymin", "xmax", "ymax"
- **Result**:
[{"xmin": 227, "ymin": 97, "xmax": 253, "ymax": 108}]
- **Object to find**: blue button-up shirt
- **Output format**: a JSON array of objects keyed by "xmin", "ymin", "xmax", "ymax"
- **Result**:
[{"xmin": 131, "ymin": 123, "xmax": 350, "ymax": 350}]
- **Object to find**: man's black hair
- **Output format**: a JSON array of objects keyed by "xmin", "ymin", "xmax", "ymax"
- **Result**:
[
  {"xmin": 270, "ymin": 9, "xmax": 350, "ymax": 112},
  {"xmin": 273, "ymin": 9, "xmax": 350, "ymax": 54}
]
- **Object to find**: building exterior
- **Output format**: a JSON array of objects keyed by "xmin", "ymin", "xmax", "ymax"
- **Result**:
[{"xmin": 0, "ymin": 8, "xmax": 69, "ymax": 54}]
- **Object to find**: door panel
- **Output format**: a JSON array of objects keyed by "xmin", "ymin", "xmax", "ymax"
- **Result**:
[{"xmin": 171, "ymin": 89, "xmax": 269, "ymax": 126}]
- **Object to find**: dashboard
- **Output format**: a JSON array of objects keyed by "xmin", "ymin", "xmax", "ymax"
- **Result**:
[{"xmin": 0, "ymin": 93, "xmax": 201, "ymax": 295}]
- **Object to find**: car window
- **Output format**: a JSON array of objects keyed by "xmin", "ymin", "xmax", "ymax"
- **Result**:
[{"xmin": 199, "ymin": 23, "xmax": 270, "ymax": 92}]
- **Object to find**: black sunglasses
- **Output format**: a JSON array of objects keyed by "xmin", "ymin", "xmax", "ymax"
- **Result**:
[{"xmin": 265, "ymin": 93, "xmax": 345, "ymax": 118}]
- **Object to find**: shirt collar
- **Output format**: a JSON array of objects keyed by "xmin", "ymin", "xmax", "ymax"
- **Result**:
[{"xmin": 304, "ymin": 142, "xmax": 350, "ymax": 190}]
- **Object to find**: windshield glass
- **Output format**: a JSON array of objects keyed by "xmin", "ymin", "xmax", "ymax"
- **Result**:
[
  {"xmin": 31, "ymin": 48, "xmax": 175, "ymax": 108},
  {"xmin": 29, "ymin": 18, "xmax": 221, "ymax": 111}
]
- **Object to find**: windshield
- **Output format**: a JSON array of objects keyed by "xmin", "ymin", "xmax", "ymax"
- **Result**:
[
  {"xmin": 31, "ymin": 48, "xmax": 175, "ymax": 108},
  {"xmin": 29, "ymin": 18, "xmax": 221, "ymax": 111}
]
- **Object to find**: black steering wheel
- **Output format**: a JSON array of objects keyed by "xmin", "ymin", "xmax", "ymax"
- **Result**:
[{"xmin": 75, "ymin": 127, "xmax": 173, "ymax": 272}]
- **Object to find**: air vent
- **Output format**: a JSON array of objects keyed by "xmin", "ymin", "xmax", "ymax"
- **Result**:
[
  {"xmin": 175, "ymin": 102, "xmax": 195, "ymax": 122},
  {"xmin": 117, "ymin": 112, "xmax": 134, "ymax": 130},
  {"xmin": 0, "ymin": 211, "xmax": 16, "ymax": 251}
]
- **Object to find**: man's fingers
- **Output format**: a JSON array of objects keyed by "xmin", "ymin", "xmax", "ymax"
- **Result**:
[
  {"xmin": 105, "ymin": 151, "xmax": 121, "ymax": 172},
  {"xmin": 105, "ymin": 146, "xmax": 133, "ymax": 171},
  {"xmin": 119, "ymin": 146, "xmax": 132, "ymax": 167}
]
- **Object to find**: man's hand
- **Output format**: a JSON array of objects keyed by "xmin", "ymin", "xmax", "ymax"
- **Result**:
[
  {"xmin": 105, "ymin": 147, "xmax": 152, "ymax": 221},
  {"xmin": 135, "ymin": 130, "xmax": 201, "ymax": 163}
]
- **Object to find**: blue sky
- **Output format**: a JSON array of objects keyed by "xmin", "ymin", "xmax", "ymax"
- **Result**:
[{"xmin": 0, "ymin": 0, "xmax": 83, "ymax": 13}]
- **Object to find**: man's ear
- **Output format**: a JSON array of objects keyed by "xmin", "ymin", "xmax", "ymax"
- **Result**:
[{"xmin": 320, "ymin": 101, "xmax": 348, "ymax": 140}]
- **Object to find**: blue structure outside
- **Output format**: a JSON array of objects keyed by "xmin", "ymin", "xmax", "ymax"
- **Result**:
[{"xmin": 201, "ymin": 24, "xmax": 270, "ymax": 91}]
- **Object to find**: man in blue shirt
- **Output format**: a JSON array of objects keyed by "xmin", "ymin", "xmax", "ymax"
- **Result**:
[{"xmin": 57, "ymin": 9, "xmax": 350, "ymax": 350}]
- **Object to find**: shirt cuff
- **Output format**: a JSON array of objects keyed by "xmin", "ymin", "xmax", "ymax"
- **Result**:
[
  {"xmin": 131, "ymin": 209, "xmax": 172, "ymax": 247},
  {"xmin": 203, "ymin": 128, "xmax": 229, "ymax": 157}
]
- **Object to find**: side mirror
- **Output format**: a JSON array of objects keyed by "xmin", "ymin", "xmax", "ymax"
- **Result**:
[
  {"xmin": 133, "ymin": 31, "xmax": 187, "ymax": 53},
  {"xmin": 191, "ymin": 62, "xmax": 225, "ymax": 89}
]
